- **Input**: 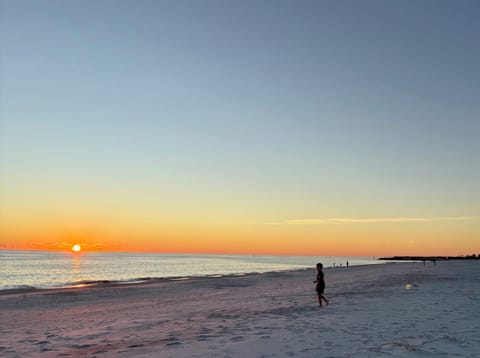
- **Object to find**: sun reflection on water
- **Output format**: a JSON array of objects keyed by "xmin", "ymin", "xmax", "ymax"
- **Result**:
[{"xmin": 70, "ymin": 255, "xmax": 84, "ymax": 284}]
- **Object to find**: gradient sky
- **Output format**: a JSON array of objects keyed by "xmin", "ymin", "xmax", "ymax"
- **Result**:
[{"xmin": 1, "ymin": 0, "xmax": 479, "ymax": 256}]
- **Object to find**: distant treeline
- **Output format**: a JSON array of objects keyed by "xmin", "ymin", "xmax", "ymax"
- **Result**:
[{"xmin": 379, "ymin": 254, "xmax": 479, "ymax": 261}]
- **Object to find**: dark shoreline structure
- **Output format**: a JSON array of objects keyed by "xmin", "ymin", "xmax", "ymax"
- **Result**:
[{"xmin": 379, "ymin": 254, "xmax": 479, "ymax": 262}]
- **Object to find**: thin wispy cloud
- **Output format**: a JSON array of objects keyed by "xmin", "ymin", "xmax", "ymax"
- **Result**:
[{"xmin": 265, "ymin": 217, "xmax": 475, "ymax": 225}]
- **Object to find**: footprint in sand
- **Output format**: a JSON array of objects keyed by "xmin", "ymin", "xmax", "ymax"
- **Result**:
[
  {"xmin": 34, "ymin": 340, "xmax": 49, "ymax": 345},
  {"xmin": 197, "ymin": 334, "xmax": 219, "ymax": 341},
  {"xmin": 128, "ymin": 344, "xmax": 145, "ymax": 348},
  {"xmin": 166, "ymin": 341, "xmax": 182, "ymax": 346},
  {"xmin": 166, "ymin": 335, "xmax": 182, "ymax": 346},
  {"xmin": 72, "ymin": 344, "xmax": 96, "ymax": 349}
]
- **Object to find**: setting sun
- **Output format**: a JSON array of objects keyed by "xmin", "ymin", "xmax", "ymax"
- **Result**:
[{"xmin": 72, "ymin": 244, "xmax": 81, "ymax": 253}]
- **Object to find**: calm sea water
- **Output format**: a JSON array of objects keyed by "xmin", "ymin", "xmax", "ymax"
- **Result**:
[{"xmin": 0, "ymin": 250, "xmax": 380, "ymax": 290}]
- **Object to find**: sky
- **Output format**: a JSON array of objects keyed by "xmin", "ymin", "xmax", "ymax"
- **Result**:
[{"xmin": 1, "ymin": 0, "xmax": 479, "ymax": 256}]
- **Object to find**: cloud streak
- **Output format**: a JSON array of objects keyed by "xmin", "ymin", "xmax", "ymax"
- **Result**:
[{"xmin": 265, "ymin": 216, "xmax": 475, "ymax": 225}]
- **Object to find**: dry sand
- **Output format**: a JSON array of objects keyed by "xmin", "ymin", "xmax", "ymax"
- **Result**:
[{"xmin": 1, "ymin": 261, "xmax": 479, "ymax": 357}]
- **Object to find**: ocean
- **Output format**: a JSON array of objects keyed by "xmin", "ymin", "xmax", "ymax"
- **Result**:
[{"xmin": 0, "ymin": 250, "xmax": 380, "ymax": 291}]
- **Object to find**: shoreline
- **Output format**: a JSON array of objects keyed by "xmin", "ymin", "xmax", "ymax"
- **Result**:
[
  {"xmin": 0, "ymin": 262, "xmax": 382, "ymax": 295},
  {"xmin": 0, "ymin": 268, "xmax": 310, "ymax": 296},
  {"xmin": 0, "ymin": 251, "xmax": 381, "ymax": 292},
  {"xmin": 2, "ymin": 261, "xmax": 479, "ymax": 357},
  {"xmin": 379, "ymin": 255, "xmax": 479, "ymax": 261},
  {"xmin": 0, "ymin": 260, "xmax": 393, "ymax": 296}
]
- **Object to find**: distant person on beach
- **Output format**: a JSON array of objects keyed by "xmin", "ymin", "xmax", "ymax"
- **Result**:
[{"xmin": 314, "ymin": 263, "xmax": 329, "ymax": 307}]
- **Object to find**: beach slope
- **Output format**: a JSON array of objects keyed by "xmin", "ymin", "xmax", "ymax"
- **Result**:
[{"xmin": 1, "ymin": 261, "xmax": 479, "ymax": 357}]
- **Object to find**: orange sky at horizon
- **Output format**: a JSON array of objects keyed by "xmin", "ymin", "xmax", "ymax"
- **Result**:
[{"xmin": 1, "ymin": 213, "xmax": 478, "ymax": 257}]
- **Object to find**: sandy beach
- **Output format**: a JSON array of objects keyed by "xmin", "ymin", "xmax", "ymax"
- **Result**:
[{"xmin": 1, "ymin": 261, "xmax": 479, "ymax": 357}]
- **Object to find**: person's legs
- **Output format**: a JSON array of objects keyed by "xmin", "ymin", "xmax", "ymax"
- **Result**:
[
  {"xmin": 321, "ymin": 294, "xmax": 329, "ymax": 306},
  {"xmin": 317, "ymin": 294, "xmax": 323, "ymax": 307}
]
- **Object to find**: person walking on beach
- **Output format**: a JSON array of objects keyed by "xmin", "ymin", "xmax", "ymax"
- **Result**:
[{"xmin": 314, "ymin": 263, "xmax": 329, "ymax": 307}]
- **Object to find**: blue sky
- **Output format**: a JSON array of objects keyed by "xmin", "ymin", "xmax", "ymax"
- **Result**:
[{"xmin": 0, "ymin": 1, "xmax": 479, "ymax": 254}]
